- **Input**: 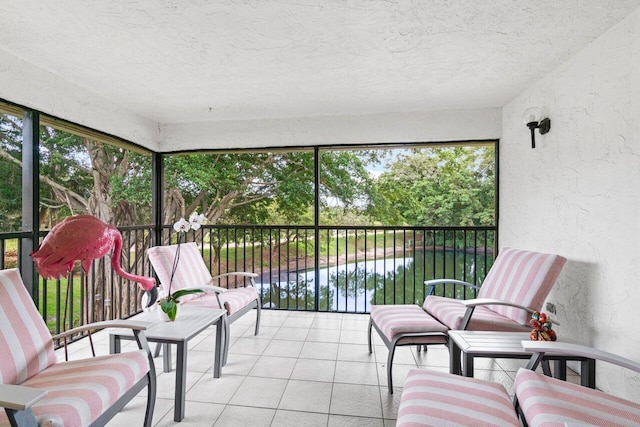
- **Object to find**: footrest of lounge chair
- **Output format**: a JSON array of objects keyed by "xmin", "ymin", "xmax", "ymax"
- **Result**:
[
  {"xmin": 397, "ymin": 368, "xmax": 520, "ymax": 426},
  {"xmin": 370, "ymin": 305, "xmax": 448, "ymax": 343}
]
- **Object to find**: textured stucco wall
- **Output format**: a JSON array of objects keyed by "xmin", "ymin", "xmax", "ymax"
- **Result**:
[
  {"xmin": 0, "ymin": 45, "xmax": 501, "ymax": 151},
  {"xmin": 158, "ymin": 108, "xmax": 501, "ymax": 151},
  {"xmin": 0, "ymin": 49, "xmax": 159, "ymax": 150},
  {"xmin": 0, "ymin": 43, "xmax": 500, "ymax": 151},
  {"xmin": 501, "ymin": 8, "xmax": 640, "ymax": 400}
]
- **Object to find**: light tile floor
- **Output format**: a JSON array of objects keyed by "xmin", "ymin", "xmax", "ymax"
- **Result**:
[{"xmin": 59, "ymin": 310, "xmax": 579, "ymax": 426}]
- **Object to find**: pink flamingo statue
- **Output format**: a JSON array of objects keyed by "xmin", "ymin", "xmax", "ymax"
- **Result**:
[{"xmin": 31, "ymin": 215, "xmax": 158, "ymax": 307}]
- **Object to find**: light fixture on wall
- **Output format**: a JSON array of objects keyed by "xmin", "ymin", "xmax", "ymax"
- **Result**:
[{"xmin": 522, "ymin": 107, "xmax": 551, "ymax": 148}]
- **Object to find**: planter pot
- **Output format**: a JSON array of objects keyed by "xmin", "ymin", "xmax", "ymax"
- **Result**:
[{"xmin": 157, "ymin": 302, "xmax": 181, "ymax": 322}]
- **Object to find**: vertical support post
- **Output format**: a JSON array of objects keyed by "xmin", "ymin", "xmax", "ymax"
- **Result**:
[
  {"xmin": 314, "ymin": 147, "xmax": 320, "ymax": 312},
  {"xmin": 151, "ymin": 152, "xmax": 163, "ymax": 246},
  {"xmin": 494, "ymin": 140, "xmax": 499, "ymax": 254},
  {"xmin": 20, "ymin": 110, "xmax": 40, "ymax": 300}
]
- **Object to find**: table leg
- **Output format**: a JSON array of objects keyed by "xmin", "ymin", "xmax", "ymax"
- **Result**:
[
  {"xmin": 109, "ymin": 335, "xmax": 121, "ymax": 354},
  {"xmin": 174, "ymin": 342, "xmax": 187, "ymax": 422},
  {"xmin": 449, "ymin": 341, "xmax": 461, "ymax": 375},
  {"xmin": 581, "ymin": 359, "xmax": 596, "ymax": 388},
  {"xmin": 553, "ymin": 360, "xmax": 567, "ymax": 380},
  {"xmin": 462, "ymin": 353, "xmax": 474, "ymax": 377},
  {"xmin": 223, "ymin": 315, "xmax": 230, "ymax": 366},
  {"xmin": 214, "ymin": 315, "xmax": 224, "ymax": 378},
  {"xmin": 163, "ymin": 343, "xmax": 172, "ymax": 373}
]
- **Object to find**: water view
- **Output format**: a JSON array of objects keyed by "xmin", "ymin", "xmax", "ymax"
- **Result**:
[{"xmin": 257, "ymin": 250, "xmax": 493, "ymax": 312}]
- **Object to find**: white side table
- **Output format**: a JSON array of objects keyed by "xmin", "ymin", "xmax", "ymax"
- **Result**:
[
  {"xmin": 109, "ymin": 307, "xmax": 227, "ymax": 422},
  {"xmin": 448, "ymin": 330, "xmax": 596, "ymax": 388}
]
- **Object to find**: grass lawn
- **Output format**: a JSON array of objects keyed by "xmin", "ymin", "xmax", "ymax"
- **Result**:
[{"xmin": 39, "ymin": 278, "xmax": 83, "ymax": 332}]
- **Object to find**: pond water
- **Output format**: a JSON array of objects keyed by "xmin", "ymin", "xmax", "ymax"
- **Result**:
[
  {"xmin": 256, "ymin": 250, "xmax": 491, "ymax": 312},
  {"xmin": 258, "ymin": 257, "xmax": 411, "ymax": 312}
]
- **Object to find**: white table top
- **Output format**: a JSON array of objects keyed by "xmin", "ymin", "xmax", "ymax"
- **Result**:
[
  {"xmin": 448, "ymin": 330, "xmax": 544, "ymax": 355},
  {"xmin": 109, "ymin": 307, "xmax": 226, "ymax": 342}
]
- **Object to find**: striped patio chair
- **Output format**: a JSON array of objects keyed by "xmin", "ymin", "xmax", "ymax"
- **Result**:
[
  {"xmin": 397, "ymin": 368, "xmax": 520, "ymax": 426},
  {"xmin": 515, "ymin": 341, "xmax": 640, "ymax": 426},
  {"xmin": 398, "ymin": 342, "xmax": 640, "ymax": 426},
  {"xmin": 369, "ymin": 247, "xmax": 567, "ymax": 393},
  {"xmin": 148, "ymin": 242, "xmax": 261, "ymax": 362},
  {"xmin": 0, "ymin": 268, "xmax": 156, "ymax": 427}
]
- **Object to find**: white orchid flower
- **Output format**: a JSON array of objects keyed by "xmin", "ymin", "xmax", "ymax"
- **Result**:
[
  {"xmin": 189, "ymin": 212, "xmax": 206, "ymax": 230},
  {"xmin": 173, "ymin": 217, "xmax": 190, "ymax": 233}
]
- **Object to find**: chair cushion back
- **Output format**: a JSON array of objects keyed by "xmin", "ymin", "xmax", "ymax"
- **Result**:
[
  {"xmin": 476, "ymin": 248, "xmax": 566, "ymax": 325},
  {"xmin": 515, "ymin": 368, "xmax": 640, "ymax": 425},
  {"xmin": 0, "ymin": 268, "xmax": 56, "ymax": 385},
  {"xmin": 148, "ymin": 242, "xmax": 212, "ymax": 304}
]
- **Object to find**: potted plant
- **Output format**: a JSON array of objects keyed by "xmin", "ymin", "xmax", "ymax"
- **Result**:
[{"xmin": 157, "ymin": 212, "xmax": 207, "ymax": 321}]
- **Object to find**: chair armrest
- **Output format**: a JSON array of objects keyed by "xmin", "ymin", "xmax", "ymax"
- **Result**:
[
  {"xmin": 0, "ymin": 384, "xmax": 47, "ymax": 411},
  {"xmin": 457, "ymin": 298, "xmax": 559, "ymax": 330},
  {"xmin": 424, "ymin": 279, "xmax": 480, "ymax": 296},
  {"xmin": 211, "ymin": 271, "xmax": 258, "ymax": 289},
  {"xmin": 213, "ymin": 272, "xmax": 259, "ymax": 280},
  {"xmin": 53, "ymin": 320, "xmax": 153, "ymax": 362},
  {"xmin": 462, "ymin": 299, "xmax": 560, "ymax": 325},
  {"xmin": 52, "ymin": 320, "xmax": 148, "ymax": 341},
  {"xmin": 462, "ymin": 298, "xmax": 533, "ymax": 312},
  {"xmin": 198, "ymin": 284, "xmax": 228, "ymax": 294},
  {"xmin": 521, "ymin": 341, "xmax": 640, "ymax": 374}
]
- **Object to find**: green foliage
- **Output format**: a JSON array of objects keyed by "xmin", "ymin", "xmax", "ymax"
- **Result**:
[
  {"xmin": 2, "ymin": 110, "xmax": 495, "ymax": 232},
  {"xmin": 0, "ymin": 111, "xmax": 153, "ymax": 227},
  {"xmin": 160, "ymin": 288, "xmax": 204, "ymax": 321},
  {"xmin": 0, "ymin": 113, "xmax": 23, "ymax": 231},
  {"xmin": 260, "ymin": 280, "xmax": 335, "ymax": 311},
  {"xmin": 38, "ymin": 126, "xmax": 93, "ymax": 215},
  {"xmin": 164, "ymin": 150, "xmax": 378, "ymax": 227},
  {"xmin": 372, "ymin": 146, "xmax": 495, "ymax": 226}
]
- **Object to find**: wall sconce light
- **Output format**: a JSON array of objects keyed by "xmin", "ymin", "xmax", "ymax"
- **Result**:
[{"xmin": 522, "ymin": 107, "xmax": 551, "ymax": 148}]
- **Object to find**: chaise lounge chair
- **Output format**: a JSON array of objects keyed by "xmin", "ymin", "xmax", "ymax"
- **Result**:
[
  {"xmin": 368, "ymin": 247, "xmax": 567, "ymax": 392},
  {"xmin": 396, "ymin": 341, "xmax": 640, "ymax": 426},
  {"xmin": 148, "ymin": 242, "xmax": 261, "ymax": 363}
]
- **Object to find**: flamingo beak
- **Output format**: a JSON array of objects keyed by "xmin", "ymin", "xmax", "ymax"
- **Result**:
[{"xmin": 143, "ymin": 287, "xmax": 158, "ymax": 308}]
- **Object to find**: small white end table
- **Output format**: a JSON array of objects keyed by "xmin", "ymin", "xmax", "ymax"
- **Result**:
[
  {"xmin": 109, "ymin": 307, "xmax": 226, "ymax": 422},
  {"xmin": 448, "ymin": 330, "xmax": 596, "ymax": 388}
]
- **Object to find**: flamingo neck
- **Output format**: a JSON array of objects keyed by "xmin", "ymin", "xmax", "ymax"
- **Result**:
[{"xmin": 110, "ymin": 229, "xmax": 155, "ymax": 291}]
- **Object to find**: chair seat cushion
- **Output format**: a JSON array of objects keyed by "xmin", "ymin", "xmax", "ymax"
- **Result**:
[
  {"xmin": 515, "ymin": 367, "xmax": 640, "ymax": 426},
  {"xmin": 187, "ymin": 287, "xmax": 258, "ymax": 316},
  {"xmin": 423, "ymin": 295, "xmax": 531, "ymax": 332},
  {"xmin": 0, "ymin": 350, "xmax": 149, "ymax": 427},
  {"xmin": 370, "ymin": 305, "xmax": 448, "ymax": 343},
  {"xmin": 397, "ymin": 368, "xmax": 520, "ymax": 426}
]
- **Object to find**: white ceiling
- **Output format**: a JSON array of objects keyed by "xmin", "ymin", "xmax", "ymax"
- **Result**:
[{"xmin": 1, "ymin": 1, "xmax": 639, "ymax": 125}]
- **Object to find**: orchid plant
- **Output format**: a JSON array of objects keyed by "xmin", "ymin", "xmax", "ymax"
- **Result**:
[{"xmin": 159, "ymin": 211, "xmax": 207, "ymax": 321}]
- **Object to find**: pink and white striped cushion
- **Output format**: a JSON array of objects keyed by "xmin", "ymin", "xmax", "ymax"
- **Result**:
[
  {"xmin": 397, "ymin": 368, "xmax": 520, "ymax": 426},
  {"xmin": 423, "ymin": 295, "xmax": 531, "ymax": 332},
  {"xmin": 369, "ymin": 305, "xmax": 448, "ymax": 342},
  {"xmin": 185, "ymin": 287, "xmax": 258, "ymax": 315},
  {"xmin": 0, "ymin": 269, "xmax": 56, "ymax": 385},
  {"xmin": 476, "ymin": 248, "xmax": 566, "ymax": 325},
  {"xmin": 149, "ymin": 243, "xmax": 258, "ymax": 315},
  {"xmin": 515, "ymin": 368, "xmax": 640, "ymax": 426},
  {"xmin": 0, "ymin": 350, "xmax": 149, "ymax": 427},
  {"xmin": 148, "ymin": 242, "xmax": 215, "ymax": 304}
]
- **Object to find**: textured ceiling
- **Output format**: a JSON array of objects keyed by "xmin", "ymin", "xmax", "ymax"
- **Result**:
[{"xmin": 1, "ymin": 1, "xmax": 639, "ymax": 124}]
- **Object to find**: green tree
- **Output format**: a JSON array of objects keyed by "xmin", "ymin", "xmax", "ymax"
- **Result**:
[
  {"xmin": 163, "ymin": 150, "xmax": 378, "ymax": 226},
  {"xmin": 162, "ymin": 150, "xmax": 379, "ymax": 270},
  {"xmin": 0, "ymin": 113, "xmax": 23, "ymax": 231},
  {"xmin": 0, "ymin": 114, "xmax": 153, "ymax": 228},
  {"xmin": 372, "ymin": 146, "xmax": 495, "ymax": 226}
]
